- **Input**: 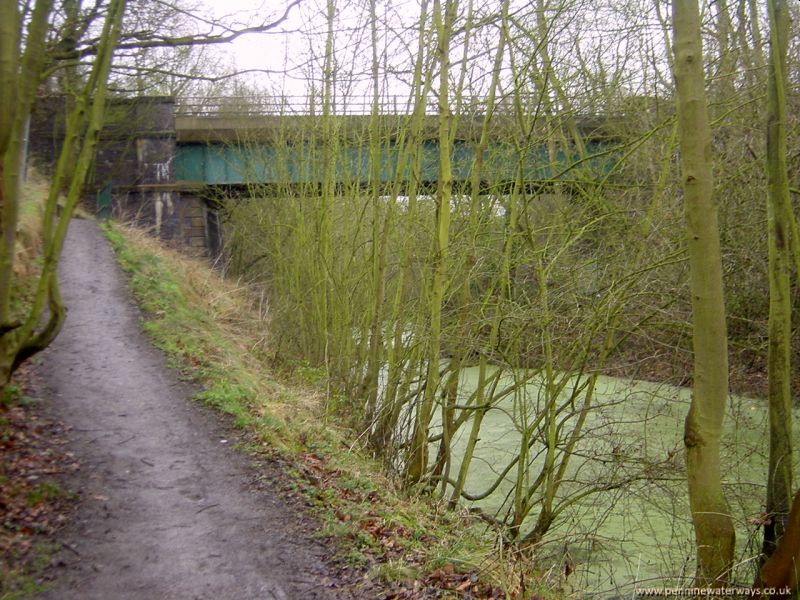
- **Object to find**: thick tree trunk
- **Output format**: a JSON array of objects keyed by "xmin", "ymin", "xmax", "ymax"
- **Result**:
[
  {"xmin": 0, "ymin": 0, "xmax": 51, "ymax": 330},
  {"xmin": 671, "ymin": 0, "xmax": 735, "ymax": 585},
  {"xmin": 0, "ymin": 0, "xmax": 54, "ymax": 385}
]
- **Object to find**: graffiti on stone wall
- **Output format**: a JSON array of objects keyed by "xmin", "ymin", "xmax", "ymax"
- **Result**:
[
  {"xmin": 136, "ymin": 138, "xmax": 175, "ymax": 234},
  {"xmin": 155, "ymin": 160, "xmax": 171, "ymax": 182},
  {"xmin": 152, "ymin": 156, "xmax": 174, "ymax": 234},
  {"xmin": 153, "ymin": 155, "xmax": 173, "ymax": 234}
]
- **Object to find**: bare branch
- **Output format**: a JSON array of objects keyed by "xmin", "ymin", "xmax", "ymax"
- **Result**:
[{"xmin": 51, "ymin": 0, "xmax": 302, "ymax": 60}]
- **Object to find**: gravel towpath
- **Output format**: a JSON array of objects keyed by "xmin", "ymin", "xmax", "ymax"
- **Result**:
[{"xmin": 34, "ymin": 220, "xmax": 351, "ymax": 600}]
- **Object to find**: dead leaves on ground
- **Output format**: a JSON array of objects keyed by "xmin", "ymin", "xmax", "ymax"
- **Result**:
[
  {"xmin": 383, "ymin": 562, "xmax": 510, "ymax": 599},
  {"xmin": 0, "ymin": 373, "xmax": 76, "ymax": 587},
  {"xmin": 295, "ymin": 449, "xmax": 518, "ymax": 599}
]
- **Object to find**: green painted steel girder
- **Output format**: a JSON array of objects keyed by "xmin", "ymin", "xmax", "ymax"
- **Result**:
[{"xmin": 174, "ymin": 139, "xmax": 614, "ymax": 187}]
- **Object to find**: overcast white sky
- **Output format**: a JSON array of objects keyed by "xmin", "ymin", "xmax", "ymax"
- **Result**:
[
  {"xmin": 194, "ymin": 0, "xmax": 430, "ymax": 100},
  {"xmin": 195, "ymin": 0, "xmax": 310, "ymax": 94},
  {"xmin": 183, "ymin": 0, "xmax": 672, "ymax": 111}
]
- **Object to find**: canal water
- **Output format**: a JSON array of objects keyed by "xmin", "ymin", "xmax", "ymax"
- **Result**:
[{"xmin": 427, "ymin": 367, "xmax": 773, "ymax": 594}]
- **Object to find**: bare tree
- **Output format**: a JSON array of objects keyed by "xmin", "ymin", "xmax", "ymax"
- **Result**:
[
  {"xmin": 1, "ymin": 0, "xmax": 127, "ymax": 388},
  {"xmin": 0, "ymin": 0, "xmax": 304, "ymax": 390}
]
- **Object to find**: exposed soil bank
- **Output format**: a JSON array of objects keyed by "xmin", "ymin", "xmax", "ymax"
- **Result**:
[{"xmin": 33, "ymin": 220, "xmax": 361, "ymax": 600}]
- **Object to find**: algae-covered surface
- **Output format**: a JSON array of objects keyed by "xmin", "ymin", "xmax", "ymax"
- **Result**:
[{"xmin": 439, "ymin": 368, "xmax": 774, "ymax": 594}]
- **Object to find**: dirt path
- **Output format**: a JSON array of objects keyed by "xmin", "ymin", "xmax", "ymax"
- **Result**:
[{"xmin": 34, "ymin": 220, "xmax": 356, "ymax": 600}]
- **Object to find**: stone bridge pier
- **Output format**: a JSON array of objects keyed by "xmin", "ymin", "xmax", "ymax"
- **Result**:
[{"xmin": 29, "ymin": 96, "xmax": 213, "ymax": 255}]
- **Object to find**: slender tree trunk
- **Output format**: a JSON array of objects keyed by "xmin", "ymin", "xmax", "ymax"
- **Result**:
[
  {"xmin": 318, "ymin": 0, "xmax": 336, "ymax": 370},
  {"xmin": 370, "ymin": 0, "xmax": 432, "ymax": 455},
  {"xmin": 761, "ymin": 0, "xmax": 793, "ymax": 562},
  {"xmin": 430, "ymin": 0, "xmax": 477, "ymax": 495},
  {"xmin": 0, "ymin": 0, "xmax": 52, "ymax": 332},
  {"xmin": 710, "ymin": 0, "xmax": 737, "ymax": 109},
  {"xmin": 445, "ymin": 0, "xmax": 509, "ymax": 502},
  {"xmin": 361, "ymin": 0, "xmax": 389, "ymax": 423},
  {"xmin": 671, "ymin": 0, "xmax": 735, "ymax": 585},
  {"xmin": 406, "ymin": 0, "xmax": 456, "ymax": 484},
  {"xmin": 1, "ymin": 0, "xmax": 127, "ymax": 387},
  {"xmin": 534, "ymin": 0, "xmax": 586, "ymax": 159}
]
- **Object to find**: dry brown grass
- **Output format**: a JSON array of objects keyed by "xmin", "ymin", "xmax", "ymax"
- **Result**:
[
  {"xmin": 110, "ymin": 223, "xmax": 326, "ymax": 422},
  {"xmin": 13, "ymin": 172, "xmax": 49, "ymax": 278}
]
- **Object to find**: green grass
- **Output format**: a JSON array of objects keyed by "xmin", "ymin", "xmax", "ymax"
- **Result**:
[
  {"xmin": 25, "ymin": 482, "xmax": 65, "ymax": 507},
  {"xmin": 1, "ymin": 385, "xmax": 36, "ymax": 409},
  {"xmin": 1, "ymin": 385, "xmax": 22, "ymax": 406},
  {"xmin": 0, "ymin": 542, "xmax": 60, "ymax": 600}
]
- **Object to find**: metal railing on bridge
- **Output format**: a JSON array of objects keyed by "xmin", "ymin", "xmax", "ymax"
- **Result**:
[{"xmin": 175, "ymin": 94, "xmax": 495, "ymax": 118}]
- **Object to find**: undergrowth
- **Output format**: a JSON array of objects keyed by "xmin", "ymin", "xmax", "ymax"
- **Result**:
[
  {"xmin": 101, "ymin": 222, "xmax": 558, "ymax": 599},
  {"xmin": 0, "ymin": 174, "xmax": 69, "ymax": 600},
  {"xmin": 1, "ymin": 377, "xmax": 75, "ymax": 600}
]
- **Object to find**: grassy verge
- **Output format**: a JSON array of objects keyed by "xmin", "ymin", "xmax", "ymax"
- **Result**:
[{"xmin": 102, "ymin": 222, "xmax": 557, "ymax": 599}]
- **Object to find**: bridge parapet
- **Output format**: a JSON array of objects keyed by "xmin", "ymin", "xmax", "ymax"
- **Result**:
[
  {"xmin": 174, "ymin": 95, "xmax": 619, "ymax": 145},
  {"xmin": 177, "ymin": 94, "xmax": 455, "ymax": 117}
]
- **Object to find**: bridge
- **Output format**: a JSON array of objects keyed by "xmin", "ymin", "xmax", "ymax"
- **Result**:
[
  {"xmin": 29, "ymin": 95, "xmax": 618, "ymax": 254},
  {"xmin": 173, "ymin": 95, "xmax": 615, "ymax": 188}
]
